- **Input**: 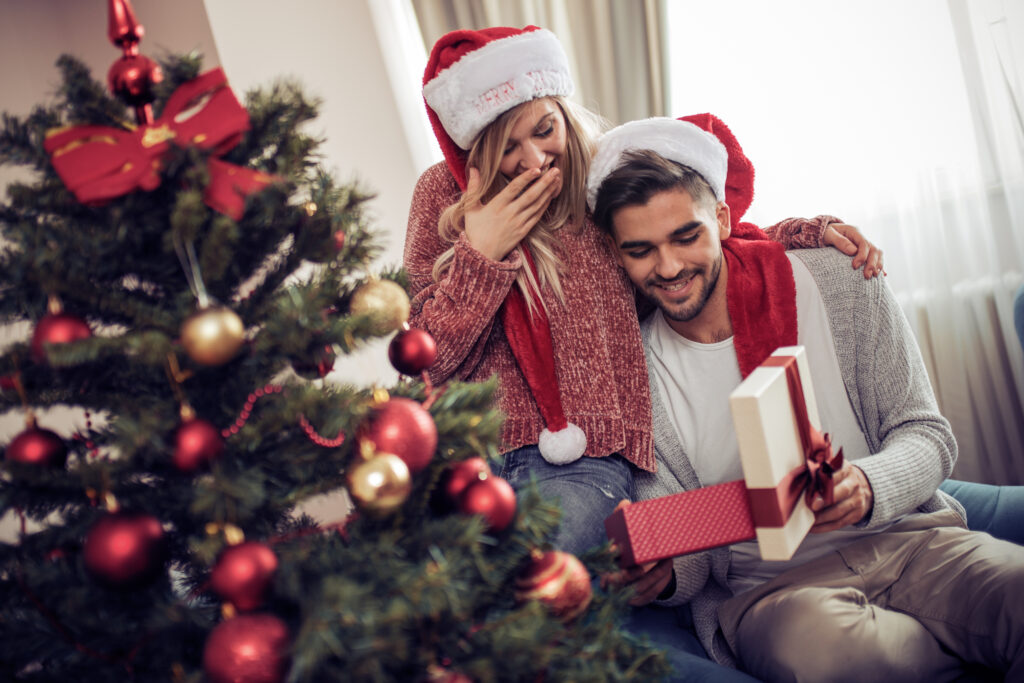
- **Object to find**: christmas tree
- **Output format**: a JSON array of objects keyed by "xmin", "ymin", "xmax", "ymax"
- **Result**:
[{"xmin": 0, "ymin": 3, "xmax": 666, "ymax": 681}]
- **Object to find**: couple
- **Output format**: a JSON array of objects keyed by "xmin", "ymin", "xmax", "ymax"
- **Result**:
[{"xmin": 405, "ymin": 25, "xmax": 1024, "ymax": 681}]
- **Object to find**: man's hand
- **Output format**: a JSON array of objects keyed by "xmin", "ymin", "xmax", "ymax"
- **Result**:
[
  {"xmin": 809, "ymin": 462, "xmax": 874, "ymax": 532},
  {"xmin": 822, "ymin": 223, "xmax": 885, "ymax": 279},
  {"xmin": 602, "ymin": 500, "xmax": 675, "ymax": 605}
]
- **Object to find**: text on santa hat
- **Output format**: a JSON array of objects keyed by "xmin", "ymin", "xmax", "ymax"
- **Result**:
[{"xmin": 474, "ymin": 71, "xmax": 562, "ymax": 115}]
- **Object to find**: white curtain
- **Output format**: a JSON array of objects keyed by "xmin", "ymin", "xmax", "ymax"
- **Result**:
[{"xmin": 663, "ymin": 0, "xmax": 1024, "ymax": 483}]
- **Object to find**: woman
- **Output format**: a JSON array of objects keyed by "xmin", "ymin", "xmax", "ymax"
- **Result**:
[{"xmin": 405, "ymin": 25, "xmax": 881, "ymax": 556}]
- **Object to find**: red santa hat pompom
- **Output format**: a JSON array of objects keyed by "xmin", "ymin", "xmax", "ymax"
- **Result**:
[{"xmin": 422, "ymin": 26, "xmax": 574, "ymax": 190}]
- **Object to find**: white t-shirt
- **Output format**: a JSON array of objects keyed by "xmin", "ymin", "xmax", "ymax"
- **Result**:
[{"xmin": 646, "ymin": 253, "xmax": 897, "ymax": 594}]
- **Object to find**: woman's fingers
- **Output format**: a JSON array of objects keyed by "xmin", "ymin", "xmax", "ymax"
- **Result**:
[{"xmin": 463, "ymin": 167, "xmax": 561, "ymax": 261}]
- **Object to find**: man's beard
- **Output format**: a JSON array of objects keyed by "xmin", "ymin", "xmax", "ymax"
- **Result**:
[{"xmin": 648, "ymin": 252, "xmax": 723, "ymax": 323}]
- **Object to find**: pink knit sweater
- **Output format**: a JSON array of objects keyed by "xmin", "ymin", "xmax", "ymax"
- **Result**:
[{"xmin": 403, "ymin": 162, "xmax": 836, "ymax": 472}]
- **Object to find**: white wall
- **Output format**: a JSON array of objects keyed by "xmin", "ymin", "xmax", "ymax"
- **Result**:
[{"xmin": 202, "ymin": 0, "xmax": 427, "ymax": 271}]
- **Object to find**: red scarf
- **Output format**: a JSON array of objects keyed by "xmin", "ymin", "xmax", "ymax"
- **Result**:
[
  {"xmin": 722, "ymin": 236, "xmax": 798, "ymax": 378},
  {"xmin": 682, "ymin": 113, "xmax": 798, "ymax": 377}
]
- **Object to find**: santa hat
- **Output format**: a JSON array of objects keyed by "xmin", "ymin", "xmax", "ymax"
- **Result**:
[
  {"xmin": 679, "ymin": 113, "xmax": 756, "ymax": 230},
  {"xmin": 422, "ymin": 26, "xmax": 574, "ymax": 190},
  {"xmin": 586, "ymin": 116, "xmax": 729, "ymax": 213},
  {"xmin": 501, "ymin": 249, "xmax": 587, "ymax": 465}
]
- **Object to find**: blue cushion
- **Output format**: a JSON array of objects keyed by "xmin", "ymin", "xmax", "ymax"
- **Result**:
[
  {"xmin": 939, "ymin": 479, "xmax": 1024, "ymax": 544},
  {"xmin": 1015, "ymin": 283, "xmax": 1024, "ymax": 353}
]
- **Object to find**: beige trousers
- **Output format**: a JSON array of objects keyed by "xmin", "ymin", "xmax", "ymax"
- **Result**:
[{"xmin": 717, "ymin": 510, "xmax": 1024, "ymax": 682}]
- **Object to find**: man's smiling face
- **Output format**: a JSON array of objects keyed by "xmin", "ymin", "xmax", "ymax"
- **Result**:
[{"xmin": 609, "ymin": 187, "xmax": 732, "ymax": 341}]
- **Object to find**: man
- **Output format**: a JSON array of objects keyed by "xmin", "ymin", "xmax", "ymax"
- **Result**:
[{"xmin": 587, "ymin": 116, "xmax": 1024, "ymax": 681}]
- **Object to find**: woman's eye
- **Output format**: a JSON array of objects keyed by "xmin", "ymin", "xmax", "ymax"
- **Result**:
[
  {"xmin": 536, "ymin": 125, "xmax": 554, "ymax": 138},
  {"xmin": 626, "ymin": 250, "xmax": 650, "ymax": 259}
]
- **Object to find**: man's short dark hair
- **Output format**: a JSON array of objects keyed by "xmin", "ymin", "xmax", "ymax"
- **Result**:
[{"xmin": 591, "ymin": 150, "xmax": 719, "ymax": 235}]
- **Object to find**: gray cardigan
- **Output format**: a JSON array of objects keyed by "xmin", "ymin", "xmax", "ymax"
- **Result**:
[{"xmin": 633, "ymin": 248, "xmax": 965, "ymax": 667}]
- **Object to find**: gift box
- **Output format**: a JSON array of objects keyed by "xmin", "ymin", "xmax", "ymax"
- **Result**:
[
  {"xmin": 730, "ymin": 346, "xmax": 824, "ymax": 561},
  {"xmin": 603, "ymin": 479, "xmax": 755, "ymax": 567},
  {"xmin": 604, "ymin": 345, "xmax": 842, "ymax": 566}
]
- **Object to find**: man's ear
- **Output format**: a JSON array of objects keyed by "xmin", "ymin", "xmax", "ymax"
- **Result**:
[
  {"xmin": 603, "ymin": 232, "xmax": 625, "ymax": 267},
  {"xmin": 716, "ymin": 201, "xmax": 732, "ymax": 240}
]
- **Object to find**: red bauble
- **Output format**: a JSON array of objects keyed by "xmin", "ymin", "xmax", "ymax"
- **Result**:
[
  {"xmin": 107, "ymin": 54, "xmax": 162, "ymax": 107},
  {"xmin": 203, "ymin": 613, "xmax": 290, "ymax": 683},
  {"xmin": 333, "ymin": 229, "xmax": 346, "ymax": 251},
  {"xmin": 459, "ymin": 476, "xmax": 517, "ymax": 532},
  {"xmin": 293, "ymin": 344, "xmax": 336, "ymax": 379},
  {"xmin": 173, "ymin": 417, "xmax": 224, "ymax": 472},
  {"xmin": 210, "ymin": 542, "xmax": 279, "ymax": 611},
  {"xmin": 83, "ymin": 512, "xmax": 167, "ymax": 587},
  {"xmin": 30, "ymin": 312, "xmax": 92, "ymax": 363},
  {"xmin": 388, "ymin": 327, "xmax": 438, "ymax": 375},
  {"xmin": 515, "ymin": 550, "xmax": 593, "ymax": 621},
  {"xmin": 358, "ymin": 398, "xmax": 437, "ymax": 473},
  {"xmin": 443, "ymin": 457, "xmax": 491, "ymax": 503},
  {"xmin": 5, "ymin": 424, "xmax": 67, "ymax": 467}
]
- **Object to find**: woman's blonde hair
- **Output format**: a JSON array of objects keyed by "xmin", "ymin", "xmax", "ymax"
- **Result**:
[{"xmin": 431, "ymin": 96, "xmax": 607, "ymax": 313}]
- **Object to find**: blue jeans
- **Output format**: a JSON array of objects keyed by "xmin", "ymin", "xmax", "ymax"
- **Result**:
[
  {"xmin": 940, "ymin": 479, "xmax": 1024, "ymax": 544},
  {"xmin": 500, "ymin": 445, "xmax": 632, "ymax": 555}
]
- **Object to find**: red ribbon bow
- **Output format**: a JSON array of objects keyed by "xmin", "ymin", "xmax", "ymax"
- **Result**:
[
  {"xmin": 747, "ymin": 356, "xmax": 844, "ymax": 527},
  {"xmin": 44, "ymin": 68, "xmax": 275, "ymax": 220}
]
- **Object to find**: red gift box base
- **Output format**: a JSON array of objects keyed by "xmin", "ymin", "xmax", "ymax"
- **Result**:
[{"xmin": 604, "ymin": 480, "xmax": 756, "ymax": 566}]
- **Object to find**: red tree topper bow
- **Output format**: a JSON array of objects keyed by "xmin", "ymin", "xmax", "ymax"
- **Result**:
[
  {"xmin": 44, "ymin": 68, "xmax": 275, "ymax": 220},
  {"xmin": 747, "ymin": 356, "xmax": 845, "ymax": 527}
]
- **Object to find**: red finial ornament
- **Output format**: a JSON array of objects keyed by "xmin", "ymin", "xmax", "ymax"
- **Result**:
[
  {"xmin": 108, "ymin": 0, "xmax": 144, "ymax": 47},
  {"xmin": 107, "ymin": 0, "xmax": 162, "ymax": 124}
]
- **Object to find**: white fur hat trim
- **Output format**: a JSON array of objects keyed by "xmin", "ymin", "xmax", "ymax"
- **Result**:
[
  {"xmin": 586, "ymin": 117, "xmax": 728, "ymax": 212},
  {"xmin": 538, "ymin": 422, "xmax": 587, "ymax": 465},
  {"xmin": 423, "ymin": 29, "xmax": 573, "ymax": 150}
]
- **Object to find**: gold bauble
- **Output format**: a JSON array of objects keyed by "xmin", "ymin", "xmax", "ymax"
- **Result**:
[
  {"xmin": 180, "ymin": 306, "xmax": 245, "ymax": 366},
  {"xmin": 349, "ymin": 279, "xmax": 410, "ymax": 335},
  {"xmin": 346, "ymin": 452, "xmax": 412, "ymax": 514}
]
